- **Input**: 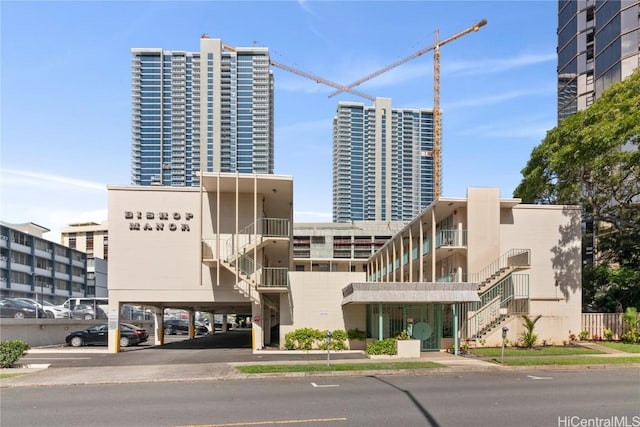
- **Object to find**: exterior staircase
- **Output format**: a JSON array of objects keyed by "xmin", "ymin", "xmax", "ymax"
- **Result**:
[
  {"xmin": 464, "ymin": 249, "xmax": 532, "ymax": 340},
  {"xmin": 202, "ymin": 218, "xmax": 291, "ymax": 304}
]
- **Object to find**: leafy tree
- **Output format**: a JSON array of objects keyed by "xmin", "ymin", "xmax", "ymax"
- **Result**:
[{"xmin": 515, "ymin": 69, "xmax": 640, "ymax": 312}]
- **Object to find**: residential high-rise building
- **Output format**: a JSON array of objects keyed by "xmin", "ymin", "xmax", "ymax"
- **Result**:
[
  {"xmin": 131, "ymin": 36, "xmax": 274, "ymax": 186},
  {"xmin": 332, "ymin": 98, "xmax": 434, "ymax": 223},
  {"xmin": 557, "ymin": 0, "xmax": 639, "ymax": 122}
]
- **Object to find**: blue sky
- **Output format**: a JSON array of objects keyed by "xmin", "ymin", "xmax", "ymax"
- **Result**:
[{"xmin": 1, "ymin": 0, "xmax": 558, "ymax": 240}]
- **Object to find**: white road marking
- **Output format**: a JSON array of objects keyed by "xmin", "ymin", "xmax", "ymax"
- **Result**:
[
  {"xmin": 311, "ymin": 382, "xmax": 340, "ymax": 388},
  {"xmin": 527, "ymin": 375, "xmax": 553, "ymax": 380}
]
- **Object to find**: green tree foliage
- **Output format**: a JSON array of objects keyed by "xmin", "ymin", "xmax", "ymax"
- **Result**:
[
  {"xmin": 520, "ymin": 314, "xmax": 542, "ymax": 348},
  {"xmin": 515, "ymin": 69, "xmax": 640, "ymax": 312}
]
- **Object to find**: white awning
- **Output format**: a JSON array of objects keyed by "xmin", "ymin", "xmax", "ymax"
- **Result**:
[{"xmin": 341, "ymin": 282, "xmax": 481, "ymax": 305}]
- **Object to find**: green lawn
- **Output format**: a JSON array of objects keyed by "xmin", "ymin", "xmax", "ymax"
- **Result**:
[
  {"xmin": 595, "ymin": 342, "xmax": 640, "ymax": 353},
  {"xmin": 235, "ymin": 361, "xmax": 444, "ymax": 374},
  {"xmin": 471, "ymin": 346, "xmax": 602, "ymax": 357},
  {"xmin": 0, "ymin": 373, "xmax": 26, "ymax": 380},
  {"xmin": 496, "ymin": 356, "xmax": 640, "ymax": 366}
]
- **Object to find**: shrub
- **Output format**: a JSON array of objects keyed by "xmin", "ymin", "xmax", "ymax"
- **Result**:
[
  {"xmin": 603, "ymin": 328, "xmax": 614, "ymax": 341},
  {"xmin": 284, "ymin": 328, "xmax": 348, "ymax": 350},
  {"xmin": 520, "ymin": 314, "xmax": 542, "ymax": 348},
  {"xmin": 0, "ymin": 340, "xmax": 30, "ymax": 368},
  {"xmin": 365, "ymin": 338, "xmax": 397, "ymax": 355},
  {"xmin": 396, "ymin": 330, "xmax": 410, "ymax": 340},
  {"xmin": 578, "ymin": 330, "xmax": 590, "ymax": 341},
  {"xmin": 347, "ymin": 328, "xmax": 366, "ymax": 341}
]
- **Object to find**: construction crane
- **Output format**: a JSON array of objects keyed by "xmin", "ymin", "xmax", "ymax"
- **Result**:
[
  {"xmin": 327, "ymin": 19, "xmax": 488, "ymax": 199},
  {"xmin": 219, "ymin": 39, "xmax": 376, "ymax": 102},
  {"xmin": 269, "ymin": 59, "xmax": 376, "ymax": 102}
]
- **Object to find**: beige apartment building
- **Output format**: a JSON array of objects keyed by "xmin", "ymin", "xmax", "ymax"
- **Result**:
[{"xmin": 107, "ymin": 174, "xmax": 581, "ymax": 353}]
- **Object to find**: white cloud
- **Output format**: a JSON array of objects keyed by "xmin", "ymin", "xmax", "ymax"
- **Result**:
[
  {"xmin": 444, "ymin": 86, "xmax": 556, "ymax": 110},
  {"xmin": 1, "ymin": 169, "xmax": 107, "ymax": 192}
]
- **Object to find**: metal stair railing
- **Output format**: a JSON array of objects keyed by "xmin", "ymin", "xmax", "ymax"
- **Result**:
[
  {"xmin": 225, "ymin": 218, "xmax": 291, "ymax": 260},
  {"xmin": 464, "ymin": 274, "xmax": 530, "ymax": 339},
  {"xmin": 468, "ymin": 249, "xmax": 531, "ymax": 286}
]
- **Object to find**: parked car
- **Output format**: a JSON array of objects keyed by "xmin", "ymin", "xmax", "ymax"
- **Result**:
[
  {"xmin": 71, "ymin": 303, "xmax": 107, "ymax": 320},
  {"xmin": 14, "ymin": 298, "xmax": 71, "ymax": 319},
  {"xmin": 41, "ymin": 300, "xmax": 72, "ymax": 318},
  {"xmin": 121, "ymin": 304, "xmax": 152, "ymax": 321},
  {"xmin": 163, "ymin": 319, "xmax": 209, "ymax": 335},
  {"xmin": 0, "ymin": 298, "xmax": 46, "ymax": 318},
  {"xmin": 65, "ymin": 323, "xmax": 149, "ymax": 348}
]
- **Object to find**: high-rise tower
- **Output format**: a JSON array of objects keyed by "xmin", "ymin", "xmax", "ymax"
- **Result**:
[
  {"xmin": 557, "ymin": 0, "xmax": 639, "ymax": 122},
  {"xmin": 332, "ymin": 98, "xmax": 434, "ymax": 223},
  {"xmin": 131, "ymin": 36, "xmax": 274, "ymax": 186}
]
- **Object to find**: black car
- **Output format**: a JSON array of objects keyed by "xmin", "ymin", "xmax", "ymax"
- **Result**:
[
  {"xmin": 65, "ymin": 323, "xmax": 149, "ymax": 348},
  {"xmin": 0, "ymin": 298, "xmax": 46, "ymax": 318},
  {"xmin": 164, "ymin": 319, "xmax": 209, "ymax": 335}
]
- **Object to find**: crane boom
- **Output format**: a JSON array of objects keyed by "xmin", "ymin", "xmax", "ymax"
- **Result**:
[
  {"xmin": 270, "ymin": 59, "xmax": 376, "ymax": 102},
  {"xmin": 328, "ymin": 19, "xmax": 487, "ymax": 98}
]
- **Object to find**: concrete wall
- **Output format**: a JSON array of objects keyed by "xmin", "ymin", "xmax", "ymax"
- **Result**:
[
  {"xmin": 502, "ymin": 205, "xmax": 582, "ymax": 343},
  {"xmin": 0, "ymin": 319, "xmax": 154, "ymax": 347},
  {"xmin": 281, "ymin": 271, "xmax": 366, "ymax": 348}
]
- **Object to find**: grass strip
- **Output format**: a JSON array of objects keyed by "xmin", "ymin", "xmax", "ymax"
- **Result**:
[
  {"xmin": 471, "ymin": 346, "xmax": 602, "ymax": 357},
  {"xmin": 594, "ymin": 342, "xmax": 640, "ymax": 353},
  {"xmin": 235, "ymin": 361, "xmax": 444, "ymax": 374},
  {"xmin": 0, "ymin": 373, "xmax": 27, "ymax": 380},
  {"xmin": 495, "ymin": 356, "xmax": 640, "ymax": 366}
]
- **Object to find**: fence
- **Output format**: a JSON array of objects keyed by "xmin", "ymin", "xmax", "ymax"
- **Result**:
[{"xmin": 581, "ymin": 313, "xmax": 624, "ymax": 340}]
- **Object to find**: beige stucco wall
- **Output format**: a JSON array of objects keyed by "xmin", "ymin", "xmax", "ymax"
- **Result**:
[
  {"xmin": 466, "ymin": 187, "xmax": 501, "ymax": 274},
  {"xmin": 281, "ymin": 272, "xmax": 366, "ymax": 345},
  {"xmin": 499, "ymin": 204, "xmax": 582, "ymax": 343},
  {"xmin": 107, "ymin": 187, "xmax": 255, "ymax": 308}
]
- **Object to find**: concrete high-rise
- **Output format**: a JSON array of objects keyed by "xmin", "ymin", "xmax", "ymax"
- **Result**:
[
  {"xmin": 557, "ymin": 0, "xmax": 639, "ymax": 122},
  {"xmin": 131, "ymin": 36, "xmax": 274, "ymax": 186},
  {"xmin": 332, "ymin": 98, "xmax": 434, "ymax": 223}
]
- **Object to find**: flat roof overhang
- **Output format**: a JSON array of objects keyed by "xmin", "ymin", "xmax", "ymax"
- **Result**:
[{"xmin": 341, "ymin": 282, "xmax": 480, "ymax": 305}]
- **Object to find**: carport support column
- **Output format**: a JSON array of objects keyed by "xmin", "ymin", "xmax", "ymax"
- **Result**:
[
  {"xmin": 378, "ymin": 302, "xmax": 383, "ymax": 340},
  {"xmin": 107, "ymin": 302, "xmax": 121, "ymax": 353},
  {"xmin": 222, "ymin": 314, "xmax": 228, "ymax": 332},
  {"xmin": 251, "ymin": 299, "xmax": 264, "ymax": 351},
  {"xmin": 453, "ymin": 304, "xmax": 459, "ymax": 356},
  {"xmin": 154, "ymin": 311, "xmax": 164, "ymax": 346},
  {"xmin": 188, "ymin": 311, "xmax": 195, "ymax": 339}
]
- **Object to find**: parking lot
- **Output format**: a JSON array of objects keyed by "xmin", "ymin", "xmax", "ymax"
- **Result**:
[{"xmin": 17, "ymin": 329, "xmax": 368, "ymax": 369}]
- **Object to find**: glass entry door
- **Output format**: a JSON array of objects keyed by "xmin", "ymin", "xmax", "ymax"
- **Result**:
[{"xmin": 406, "ymin": 304, "xmax": 442, "ymax": 351}]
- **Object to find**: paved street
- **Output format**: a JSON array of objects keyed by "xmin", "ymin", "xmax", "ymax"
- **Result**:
[{"xmin": 2, "ymin": 368, "xmax": 639, "ymax": 427}]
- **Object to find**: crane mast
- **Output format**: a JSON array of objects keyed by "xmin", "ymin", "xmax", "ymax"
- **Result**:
[{"xmin": 327, "ymin": 19, "xmax": 487, "ymax": 199}]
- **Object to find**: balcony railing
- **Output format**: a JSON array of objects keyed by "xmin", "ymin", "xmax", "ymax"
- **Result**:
[{"xmin": 435, "ymin": 229, "xmax": 467, "ymax": 248}]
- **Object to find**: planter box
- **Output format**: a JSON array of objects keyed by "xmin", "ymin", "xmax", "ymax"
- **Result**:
[
  {"xmin": 348, "ymin": 339, "xmax": 366, "ymax": 351},
  {"xmin": 396, "ymin": 339, "xmax": 421, "ymax": 358}
]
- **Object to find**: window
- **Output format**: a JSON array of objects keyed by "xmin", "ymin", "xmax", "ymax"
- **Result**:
[{"xmin": 68, "ymin": 233, "xmax": 76, "ymax": 249}]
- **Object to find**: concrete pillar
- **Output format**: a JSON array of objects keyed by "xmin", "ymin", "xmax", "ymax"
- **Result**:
[
  {"xmin": 188, "ymin": 311, "xmax": 195, "ymax": 339},
  {"xmin": 222, "ymin": 314, "xmax": 228, "ymax": 332},
  {"xmin": 154, "ymin": 311, "xmax": 164, "ymax": 346},
  {"xmin": 107, "ymin": 301, "xmax": 121, "ymax": 353},
  {"xmin": 378, "ymin": 302, "xmax": 383, "ymax": 340},
  {"xmin": 251, "ymin": 299, "xmax": 263, "ymax": 351},
  {"xmin": 453, "ymin": 304, "xmax": 459, "ymax": 356}
]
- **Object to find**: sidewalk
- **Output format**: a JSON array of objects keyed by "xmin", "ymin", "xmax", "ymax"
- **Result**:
[
  {"xmin": 0, "ymin": 350, "xmax": 500, "ymax": 388},
  {"xmin": 3, "ymin": 345, "xmax": 638, "ymax": 388}
]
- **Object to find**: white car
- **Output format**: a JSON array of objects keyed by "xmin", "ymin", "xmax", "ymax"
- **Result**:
[{"xmin": 15, "ymin": 298, "xmax": 71, "ymax": 319}]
